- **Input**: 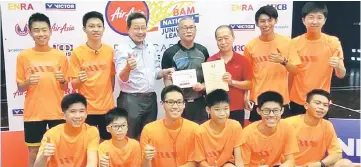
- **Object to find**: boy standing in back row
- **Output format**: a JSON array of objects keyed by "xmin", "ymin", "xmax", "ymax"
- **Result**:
[
  {"xmin": 69, "ymin": 11, "xmax": 115, "ymax": 140},
  {"xmin": 16, "ymin": 13, "xmax": 68, "ymax": 166},
  {"xmin": 244, "ymin": 5, "xmax": 301, "ymax": 122},
  {"xmin": 289, "ymin": 2, "xmax": 346, "ymax": 117}
]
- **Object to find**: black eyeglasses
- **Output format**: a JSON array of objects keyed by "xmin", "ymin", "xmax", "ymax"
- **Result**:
[
  {"xmin": 163, "ymin": 100, "xmax": 185, "ymax": 106},
  {"xmin": 260, "ymin": 108, "xmax": 282, "ymax": 116},
  {"xmin": 110, "ymin": 124, "xmax": 128, "ymax": 131}
]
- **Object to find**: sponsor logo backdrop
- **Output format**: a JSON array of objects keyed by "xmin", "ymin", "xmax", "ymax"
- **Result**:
[{"xmin": 1, "ymin": 1, "xmax": 293, "ymax": 131}]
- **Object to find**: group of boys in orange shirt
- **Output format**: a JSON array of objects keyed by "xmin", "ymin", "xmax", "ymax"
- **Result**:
[{"xmin": 15, "ymin": 1, "xmax": 353, "ymax": 167}]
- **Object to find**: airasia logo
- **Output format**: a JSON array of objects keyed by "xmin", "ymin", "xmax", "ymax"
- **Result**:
[{"xmin": 51, "ymin": 23, "xmax": 75, "ymax": 33}]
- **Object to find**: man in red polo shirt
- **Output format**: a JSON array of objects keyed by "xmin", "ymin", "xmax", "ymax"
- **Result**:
[{"xmin": 207, "ymin": 25, "xmax": 252, "ymax": 126}]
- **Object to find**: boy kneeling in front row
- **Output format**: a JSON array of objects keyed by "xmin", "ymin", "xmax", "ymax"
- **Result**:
[{"xmin": 34, "ymin": 93, "xmax": 99, "ymax": 167}]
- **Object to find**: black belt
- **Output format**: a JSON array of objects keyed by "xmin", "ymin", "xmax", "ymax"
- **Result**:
[
  {"xmin": 121, "ymin": 92, "xmax": 155, "ymax": 97},
  {"xmin": 185, "ymin": 96, "xmax": 203, "ymax": 103}
]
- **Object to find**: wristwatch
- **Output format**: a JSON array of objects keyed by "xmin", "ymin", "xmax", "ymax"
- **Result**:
[
  {"xmin": 280, "ymin": 57, "xmax": 288, "ymax": 66},
  {"xmin": 231, "ymin": 80, "xmax": 236, "ymax": 85}
]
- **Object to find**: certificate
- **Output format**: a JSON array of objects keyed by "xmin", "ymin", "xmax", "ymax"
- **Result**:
[
  {"xmin": 202, "ymin": 59, "xmax": 229, "ymax": 94},
  {"xmin": 172, "ymin": 69, "xmax": 198, "ymax": 88}
]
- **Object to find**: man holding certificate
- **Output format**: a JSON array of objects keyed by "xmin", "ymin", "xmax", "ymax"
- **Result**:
[
  {"xmin": 162, "ymin": 17, "xmax": 210, "ymax": 124},
  {"xmin": 206, "ymin": 25, "xmax": 252, "ymax": 126}
]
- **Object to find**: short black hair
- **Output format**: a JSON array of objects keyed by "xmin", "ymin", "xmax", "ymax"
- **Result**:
[
  {"xmin": 82, "ymin": 11, "xmax": 104, "ymax": 27},
  {"xmin": 257, "ymin": 91, "xmax": 283, "ymax": 108},
  {"xmin": 104, "ymin": 107, "xmax": 128, "ymax": 126},
  {"xmin": 215, "ymin": 25, "xmax": 234, "ymax": 38},
  {"xmin": 206, "ymin": 89, "xmax": 230, "ymax": 107},
  {"xmin": 255, "ymin": 5, "xmax": 278, "ymax": 22},
  {"xmin": 28, "ymin": 13, "xmax": 51, "ymax": 30},
  {"xmin": 302, "ymin": 2, "xmax": 328, "ymax": 18},
  {"xmin": 306, "ymin": 89, "xmax": 331, "ymax": 103},
  {"xmin": 61, "ymin": 93, "xmax": 87, "ymax": 112},
  {"xmin": 127, "ymin": 12, "xmax": 147, "ymax": 29},
  {"xmin": 161, "ymin": 85, "xmax": 184, "ymax": 101}
]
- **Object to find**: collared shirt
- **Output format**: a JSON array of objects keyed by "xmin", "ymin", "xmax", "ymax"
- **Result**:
[
  {"xmin": 207, "ymin": 52, "xmax": 252, "ymax": 111},
  {"xmin": 114, "ymin": 37, "xmax": 161, "ymax": 93},
  {"xmin": 162, "ymin": 41, "xmax": 209, "ymax": 99}
]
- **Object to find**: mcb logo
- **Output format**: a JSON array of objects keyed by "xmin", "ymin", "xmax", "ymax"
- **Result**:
[
  {"xmin": 15, "ymin": 24, "xmax": 29, "ymax": 36},
  {"xmin": 45, "ymin": 3, "xmax": 76, "ymax": 10},
  {"xmin": 267, "ymin": 4, "xmax": 287, "ymax": 10},
  {"xmin": 230, "ymin": 24, "xmax": 255, "ymax": 31},
  {"xmin": 53, "ymin": 43, "xmax": 73, "ymax": 56},
  {"xmin": 12, "ymin": 109, "xmax": 24, "ymax": 116}
]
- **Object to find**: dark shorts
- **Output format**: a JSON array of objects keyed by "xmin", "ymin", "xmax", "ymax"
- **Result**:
[
  {"xmin": 24, "ymin": 119, "xmax": 65, "ymax": 146},
  {"xmin": 249, "ymin": 103, "xmax": 291, "ymax": 122},
  {"xmin": 117, "ymin": 92, "xmax": 158, "ymax": 139},
  {"xmin": 85, "ymin": 114, "xmax": 111, "ymax": 140},
  {"xmin": 183, "ymin": 96, "xmax": 208, "ymax": 124},
  {"xmin": 229, "ymin": 110, "xmax": 245, "ymax": 127}
]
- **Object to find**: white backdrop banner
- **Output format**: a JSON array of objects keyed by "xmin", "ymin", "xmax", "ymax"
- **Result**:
[{"xmin": 1, "ymin": 1, "xmax": 293, "ymax": 131}]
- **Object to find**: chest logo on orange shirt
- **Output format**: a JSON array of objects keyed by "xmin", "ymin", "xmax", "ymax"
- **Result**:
[
  {"xmin": 82, "ymin": 61, "xmax": 107, "ymax": 72},
  {"xmin": 300, "ymin": 56, "xmax": 320, "ymax": 63},
  {"xmin": 205, "ymin": 150, "xmax": 222, "ymax": 158},
  {"xmin": 297, "ymin": 137, "xmax": 319, "ymax": 147},
  {"xmin": 157, "ymin": 151, "xmax": 176, "ymax": 159},
  {"xmin": 58, "ymin": 156, "xmax": 75, "ymax": 166},
  {"xmin": 253, "ymin": 56, "xmax": 269, "ymax": 64},
  {"xmin": 257, "ymin": 150, "xmax": 271, "ymax": 156},
  {"xmin": 26, "ymin": 64, "xmax": 58, "ymax": 74}
]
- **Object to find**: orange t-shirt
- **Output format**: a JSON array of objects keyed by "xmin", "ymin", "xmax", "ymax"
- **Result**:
[
  {"xmin": 37, "ymin": 123, "xmax": 100, "ymax": 167},
  {"xmin": 193, "ymin": 119, "xmax": 244, "ymax": 166},
  {"xmin": 68, "ymin": 44, "xmax": 115, "ymax": 115},
  {"xmin": 289, "ymin": 33, "xmax": 344, "ymax": 105},
  {"xmin": 140, "ymin": 118, "xmax": 199, "ymax": 167},
  {"xmin": 244, "ymin": 34, "xmax": 301, "ymax": 105},
  {"xmin": 98, "ymin": 138, "xmax": 141, "ymax": 167},
  {"xmin": 285, "ymin": 115, "xmax": 342, "ymax": 166},
  {"xmin": 241, "ymin": 120, "xmax": 299, "ymax": 167},
  {"xmin": 16, "ymin": 48, "xmax": 68, "ymax": 121}
]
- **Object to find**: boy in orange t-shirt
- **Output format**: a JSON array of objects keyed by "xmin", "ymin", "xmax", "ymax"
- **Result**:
[
  {"xmin": 241, "ymin": 91, "xmax": 299, "ymax": 167},
  {"xmin": 69, "ymin": 11, "xmax": 115, "ymax": 140},
  {"xmin": 289, "ymin": 2, "xmax": 346, "ymax": 117},
  {"xmin": 98, "ymin": 107, "xmax": 141, "ymax": 167},
  {"xmin": 285, "ymin": 89, "xmax": 342, "ymax": 167},
  {"xmin": 34, "ymin": 93, "xmax": 99, "ymax": 167},
  {"xmin": 140, "ymin": 85, "xmax": 199, "ymax": 167},
  {"xmin": 193, "ymin": 89, "xmax": 244, "ymax": 167},
  {"xmin": 243, "ymin": 6, "xmax": 301, "ymax": 122},
  {"xmin": 15, "ymin": 13, "xmax": 68, "ymax": 166}
]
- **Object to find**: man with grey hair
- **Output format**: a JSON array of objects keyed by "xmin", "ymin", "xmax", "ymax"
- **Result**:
[{"xmin": 161, "ymin": 17, "xmax": 210, "ymax": 124}]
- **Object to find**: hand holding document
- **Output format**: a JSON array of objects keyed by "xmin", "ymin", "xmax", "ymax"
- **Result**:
[
  {"xmin": 172, "ymin": 69, "xmax": 198, "ymax": 88},
  {"xmin": 202, "ymin": 59, "xmax": 229, "ymax": 94}
]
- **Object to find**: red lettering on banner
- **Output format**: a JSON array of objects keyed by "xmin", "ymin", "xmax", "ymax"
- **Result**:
[
  {"xmin": 13, "ymin": 90, "xmax": 26, "ymax": 98},
  {"xmin": 51, "ymin": 23, "xmax": 75, "ymax": 33}
]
